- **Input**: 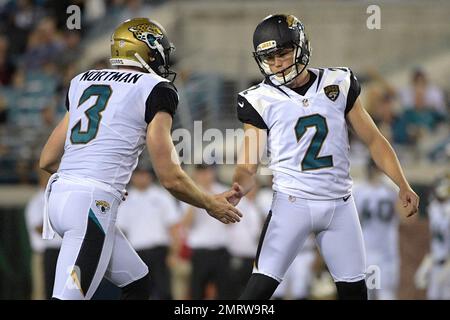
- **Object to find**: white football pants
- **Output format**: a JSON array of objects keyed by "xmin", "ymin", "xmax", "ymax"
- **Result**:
[
  {"xmin": 46, "ymin": 175, "xmax": 148, "ymax": 300},
  {"xmin": 254, "ymin": 191, "xmax": 366, "ymax": 283}
]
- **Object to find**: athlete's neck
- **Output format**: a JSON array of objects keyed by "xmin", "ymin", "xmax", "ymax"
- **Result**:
[{"xmin": 287, "ymin": 69, "xmax": 310, "ymax": 89}]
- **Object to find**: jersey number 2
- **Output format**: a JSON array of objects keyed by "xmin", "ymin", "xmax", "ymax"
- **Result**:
[
  {"xmin": 70, "ymin": 85, "xmax": 112, "ymax": 144},
  {"xmin": 295, "ymin": 114, "xmax": 333, "ymax": 171}
]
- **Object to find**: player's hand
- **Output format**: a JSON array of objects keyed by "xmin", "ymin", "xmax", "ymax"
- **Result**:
[
  {"xmin": 399, "ymin": 186, "xmax": 419, "ymax": 217},
  {"xmin": 226, "ymin": 183, "xmax": 245, "ymax": 206},
  {"xmin": 205, "ymin": 191, "xmax": 243, "ymax": 224}
]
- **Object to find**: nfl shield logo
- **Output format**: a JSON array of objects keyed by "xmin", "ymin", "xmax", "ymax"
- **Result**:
[{"xmin": 324, "ymin": 85, "xmax": 340, "ymax": 101}]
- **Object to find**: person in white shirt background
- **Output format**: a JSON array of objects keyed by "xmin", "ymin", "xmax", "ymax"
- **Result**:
[
  {"xmin": 399, "ymin": 68, "xmax": 447, "ymax": 115},
  {"xmin": 227, "ymin": 185, "xmax": 265, "ymax": 298},
  {"xmin": 25, "ymin": 169, "xmax": 62, "ymax": 299},
  {"xmin": 181, "ymin": 164, "xmax": 231, "ymax": 299},
  {"xmin": 117, "ymin": 166, "xmax": 180, "ymax": 299}
]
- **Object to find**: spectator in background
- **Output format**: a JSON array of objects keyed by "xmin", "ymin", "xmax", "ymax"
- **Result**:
[
  {"xmin": 366, "ymin": 91, "xmax": 398, "ymax": 143},
  {"xmin": 25, "ymin": 168, "xmax": 62, "ymax": 299},
  {"xmin": 181, "ymin": 164, "xmax": 231, "ymax": 299},
  {"xmin": 1, "ymin": 0, "xmax": 45, "ymax": 56},
  {"xmin": 393, "ymin": 69, "xmax": 447, "ymax": 145},
  {"xmin": 22, "ymin": 16, "xmax": 64, "ymax": 71},
  {"xmin": 361, "ymin": 67, "xmax": 399, "ymax": 142},
  {"xmin": 176, "ymin": 69, "xmax": 225, "ymax": 129},
  {"xmin": 400, "ymin": 68, "xmax": 447, "ymax": 115},
  {"xmin": 117, "ymin": 167, "xmax": 180, "ymax": 300}
]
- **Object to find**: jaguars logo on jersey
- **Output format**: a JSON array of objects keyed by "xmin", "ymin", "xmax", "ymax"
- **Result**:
[
  {"xmin": 324, "ymin": 85, "xmax": 340, "ymax": 101},
  {"xmin": 129, "ymin": 24, "xmax": 163, "ymax": 50}
]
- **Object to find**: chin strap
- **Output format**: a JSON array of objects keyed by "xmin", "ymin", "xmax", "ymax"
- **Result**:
[{"xmin": 134, "ymin": 53, "xmax": 157, "ymax": 75}]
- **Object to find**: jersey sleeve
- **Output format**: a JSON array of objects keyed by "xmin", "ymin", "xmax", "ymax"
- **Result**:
[
  {"xmin": 345, "ymin": 69, "xmax": 361, "ymax": 115},
  {"xmin": 145, "ymin": 81, "xmax": 179, "ymax": 124},
  {"xmin": 236, "ymin": 94, "xmax": 268, "ymax": 130}
]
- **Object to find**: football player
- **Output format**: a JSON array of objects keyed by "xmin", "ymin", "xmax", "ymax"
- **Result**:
[
  {"xmin": 229, "ymin": 14, "xmax": 419, "ymax": 300},
  {"xmin": 425, "ymin": 175, "xmax": 450, "ymax": 299},
  {"xmin": 353, "ymin": 160, "xmax": 400, "ymax": 300},
  {"xmin": 39, "ymin": 18, "xmax": 241, "ymax": 300}
]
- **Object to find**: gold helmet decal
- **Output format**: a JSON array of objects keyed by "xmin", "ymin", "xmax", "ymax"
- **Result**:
[
  {"xmin": 128, "ymin": 23, "xmax": 164, "ymax": 50},
  {"xmin": 286, "ymin": 15, "xmax": 302, "ymax": 30},
  {"xmin": 286, "ymin": 15, "xmax": 296, "ymax": 27}
]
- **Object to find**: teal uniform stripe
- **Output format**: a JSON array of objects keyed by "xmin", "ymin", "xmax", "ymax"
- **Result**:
[{"xmin": 88, "ymin": 209, "xmax": 105, "ymax": 234}]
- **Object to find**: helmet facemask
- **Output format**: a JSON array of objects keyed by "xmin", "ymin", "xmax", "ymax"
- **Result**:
[
  {"xmin": 254, "ymin": 37, "xmax": 310, "ymax": 87},
  {"xmin": 146, "ymin": 41, "xmax": 176, "ymax": 82}
]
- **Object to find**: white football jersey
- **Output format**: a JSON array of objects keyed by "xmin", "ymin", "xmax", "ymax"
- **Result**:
[
  {"xmin": 353, "ymin": 180, "xmax": 399, "ymax": 258},
  {"xmin": 428, "ymin": 199, "xmax": 450, "ymax": 262},
  {"xmin": 238, "ymin": 68, "xmax": 360, "ymax": 200},
  {"xmin": 59, "ymin": 68, "xmax": 177, "ymax": 191}
]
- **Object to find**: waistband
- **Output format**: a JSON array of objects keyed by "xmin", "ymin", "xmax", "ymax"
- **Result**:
[{"xmin": 56, "ymin": 173, "xmax": 126, "ymax": 202}]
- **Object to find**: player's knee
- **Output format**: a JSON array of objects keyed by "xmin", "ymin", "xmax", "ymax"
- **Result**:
[
  {"xmin": 335, "ymin": 279, "xmax": 367, "ymax": 300},
  {"xmin": 120, "ymin": 272, "xmax": 151, "ymax": 300},
  {"xmin": 239, "ymin": 273, "xmax": 280, "ymax": 300}
]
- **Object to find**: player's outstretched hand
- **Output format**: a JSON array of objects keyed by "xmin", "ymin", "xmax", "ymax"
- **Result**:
[
  {"xmin": 399, "ymin": 186, "xmax": 420, "ymax": 217},
  {"xmin": 206, "ymin": 190, "xmax": 243, "ymax": 224},
  {"xmin": 226, "ymin": 183, "xmax": 245, "ymax": 206}
]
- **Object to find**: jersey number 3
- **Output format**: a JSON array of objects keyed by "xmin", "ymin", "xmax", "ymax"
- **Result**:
[
  {"xmin": 295, "ymin": 114, "xmax": 333, "ymax": 171},
  {"xmin": 70, "ymin": 85, "xmax": 112, "ymax": 144}
]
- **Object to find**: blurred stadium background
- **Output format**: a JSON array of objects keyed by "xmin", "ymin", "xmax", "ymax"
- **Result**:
[{"xmin": 0, "ymin": 0, "xmax": 448, "ymax": 299}]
